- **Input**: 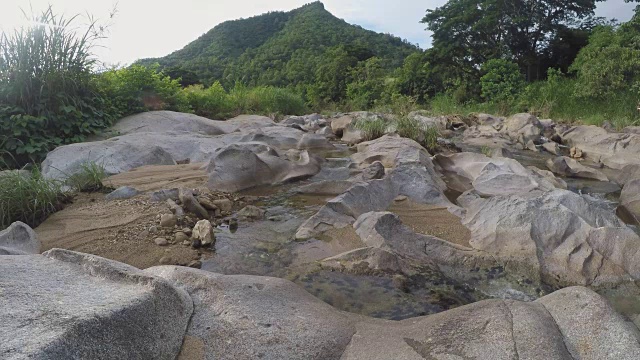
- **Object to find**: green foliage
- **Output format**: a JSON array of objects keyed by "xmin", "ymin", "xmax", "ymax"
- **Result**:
[
  {"xmin": 480, "ymin": 59, "xmax": 526, "ymax": 102},
  {"xmin": 354, "ymin": 118, "xmax": 387, "ymax": 141},
  {"xmin": 395, "ymin": 116, "xmax": 440, "ymax": 152},
  {"xmin": 0, "ymin": 7, "xmax": 115, "ymax": 168},
  {"xmin": 96, "ymin": 64, "xmax": 190, "ymax": 118},
  {"xmin": 0, "ymin": 168, "xmax": 65, "ymax": 229},
  {"xmin": 346, "ymin": 57, "xmax": 387, "ymax": 110},
  {"xmin": 65, "ymin": 162, "xmax": 109, "ymax": 193},
  {"xmin": 183, "ymin": 82, "xmax": 231, "ymax": 119}
]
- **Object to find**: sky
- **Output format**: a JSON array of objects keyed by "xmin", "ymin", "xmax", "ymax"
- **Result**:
[{"xmin": 0, "ymin": 0, "xmax": 637, "ymax": 66}]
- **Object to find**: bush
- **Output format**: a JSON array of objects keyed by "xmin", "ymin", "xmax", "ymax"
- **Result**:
[
  {"xmin": 480, "ymin": 59, "xmax": 525, "ymax": 103},
  {"xmin": 0, "ymin": 168, "xmax": 65, "ymax": 229},
  {"xmin": 0, "ymin": 7, "xmax": 115, "ymax": 168},
  {"xmin": 65, "ymin": 162, "xmax": 109, "ymax": 193},
  {"xmin": 96, "ymin": 64, "xmax": 190, "ymax": 119},
  {"xmin": 183, "ymin": 82, "xmax": 231, "ymax": 119}
]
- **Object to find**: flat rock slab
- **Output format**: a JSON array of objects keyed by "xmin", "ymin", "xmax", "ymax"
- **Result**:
[{"xmin": 0, "ymin": 249, "xmax": 193, "ymax": 359}]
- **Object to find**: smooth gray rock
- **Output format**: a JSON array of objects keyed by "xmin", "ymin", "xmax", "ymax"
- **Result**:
[
  {"xmin": 0, "ymin": 249, "xmax": 192, "ymax": 360},
  {"xmin": 561, "ymin": 125, "xmax": 640, "ymax": 169},
  {"xmin": 294, "ymin": 180, "xmax": 354, "ymax": 196},
  {"xmin": 542, "ymin": 141, "xmax": 561, "ymax": 155},
  {"xmin": 0, "ymin": 222, "xmax": 40, "ymax": 255},
  {"xmin": 149, "ymin": 188, "xmax": 180, "ymax": 202},
  {"xmin": 105, "ymin": 186, "xmax": 141, "ymax": 201},
  {"xmin": 146, "ymin": 266, "xmax": 356, "ymax": 360},
  {"xmin": 546, "ymin": 156, "xmax": 609, "ymax": 181},
  {"xmin": 361, "ymin": 161, "xmax": 385, "ymax": 180},
  {"xmin": 501, "ymin": 113, "xmax": 543, "ymax": 146},
  {"xmin": 619, "ymin": 179, "xmax": 640, "ymax": 225},
  {"xmin": 110, "ymin": 111, "xmax": 230, "ymax": 136}
]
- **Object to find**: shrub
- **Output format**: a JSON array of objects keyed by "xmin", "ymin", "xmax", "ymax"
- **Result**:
[
  {"xmin": 480, "ymin": 59, "xmax": 526, "ymax": 103},
  {"xmin": 0, "ymin": 7, "xmax": 115, "ymax": 168},
  {"xmin": 354, "ymin": 118, "xmax": 387, "ymax": 141},
  {"xmin": 0, "ymin": 168, "xmax": 65, "ymax": 229},
  {"xmin": 65, "ymin": 162, "xmax": 109, "ymax": 193},
  {"xmin": 228, "ymin": 84, "xmax": 307, "ymax": 117},
  {"xmin": 183, "ymin": 82, "xmax": 231, "ymax": 119}
]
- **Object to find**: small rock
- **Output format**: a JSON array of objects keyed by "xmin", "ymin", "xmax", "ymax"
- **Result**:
[
  {"xmin": 570, "ymin": 147, "xmax": 583, "ymax": 159},
  {"xmin": 150, "ymin": 188, "xmax": 179, "ymax": 202},
  {"xmin": 166, "ymin": 199, "xmax": 185, "ymax": 217},
  {"xmin": 187, "ymin": 260, "xmax": 202, "ymax": 269},
  {"xmin": 159, "ymin": 256, "xmax": 172, "ymax": 264},
  {"xmin": 542, "ymin": 142, "xmax": 560, "ymax": 155},
  {"xmin": 175, "ymin": 232, "xmax": 189, "ymax": 243},
  {"xmin": 192, "ymin": 220, "xmax": 215, "ymax": 247},
  {"xmin": 149, "ymin": 226, "xmax": 159, "ymax": 234},
  {"xmin": 212, "ymin": 198, "xmax": 233, "ymax": 212},
  {"xmin": 526, "ymin": 140, "xmax": 539, "ymax": 152},
  {"xmin": 179, "ymin": 189, "xmax": 210, "ymax": 220},
  {"xmin": 362, "ymin": 161, "xmax": 385, "ymax": 180},
  {"xmin": 237, "ymin": 206, "xmax": 265, "ymax": 221},
  {"xmin": 138, "ymin": 230, "xmax": 149, "ymax": 239},
  {"xmin": 105, "ymin": 186, "xmax": 140, "ymax": 201},
  {"xmin": 198, "ymin": 197, "xmax": 218, "ymax": 211},
  {"xmin": 182, "ymin": 227, "xmax": 192, "ymax": 236},
  {"xmin": 154, "ymin": 238, "xmax": 169, "ymax": 246},
  {"xmin": 160, "ymin": 214, "xmax": 177, "ymax": 228},
  {"xmin": 394, "ymin": 195, "xmax": 408, "ymax": 202}
]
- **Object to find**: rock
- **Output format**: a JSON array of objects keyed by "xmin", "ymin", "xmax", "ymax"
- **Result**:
[
  {"xmin": 206, "ymin": 143, "xmax": 321, "ymax": 192},
  {"xmin": 463, "ymin": 125, "xmax": 513, "ymax": 148},
  {"xmin": 316, "ymin": 126, "xmax": 335, "ymax": 138},
  {"xmin": 150, "ymin": 189, "xmax": 180, "ymax": 202},
  {"xmin": 212, "ymin": 198, "xmax": 233, "ymax": 212},
  {"xmin": 187, "ymin": 260, "xmax": 202, "ymax": 269},
  {"xmin": 527, "ymin": 166, "xmax": 568, "ymax": 190},
  {"xmin": 294, "ymin": 180, "xmax": 354, "ymax": 196},
  {"xmin": 237, "ymin": 206, "xmax": 265, "ymax": 221},
  {"xmin": 159, "ymin": 256, "xmax": 173, "ymax": 265},
  {"xmin": 407, "ymin": 111, "xmax": 448, "ymax": 130},
  {"xmin": 471, "ymin": 113, "xmax": 505, "ymax": 127},
  {"xmin": 110, "ymin": 111, "xmax": 236, "ymax": 136},
  {"xmin": 166, "ymin": 199, "xmax": 185, "ymax": 217},
  {"xmin": 160, "ymin": 214, "xmax": 177, "ymax": 228},
  {"xmin": 500, "ymin": 113, "xmax": 543, "ymax": 146},
  {"xmin": 546, "ymin": 156, "xmax": 609, "ymax": 181},
  {"xmin": 623, "ymin": 126, "xmax": 640, "ymax": 134},
  {"xmin": 361, "ymin": 161, "xmax": 385, "ymax": 180},
  {"xmin": 331, "ymin": 115, "xmax": 354, "ymax": 136},
  {"xmin": 341, "ymin": 127, "xmax": 366, "ymax": 145},
  {"xmin": 154, "ymin": 238, "xmax": 169, "ymax": 246},
  {"xmin": 144, "ymin": 266, "xmax": 357, "ymax": 360},
  {"xmin": 179, "ymin": 189, "xmax": 210, "ymax": 220},
  {"xmin": 197, "ymin": 197, "xmax": 218, "ymax": 211},
  {"xmin": 105, "ymin": 186, "xmax": 140, "ymax": 201},
  {"xmin": 192, "ymin": 220, "xmax": 215, "ymax": 247},
  {"xmin": 175, "ymin": 232, "xmax": 189, "ymax": 243},
  {"xmin": 619, "ymin": 179, "xmax": 640, "ymax": 225},
  {"xmin": 570, "ymin": 146, "xmax": 583, "ymax": 159},
  {"xmin": 0, "ymin": 249, "xmax": 192, "ymax": 359},
  {"xmin": 191, "ymin": 239, "xmax": 202, "ymax": 249},
  {"xmin": 542, "ymin": 142, "xmax": 561, "ymax": 155},
  {"xmin": 394, "ymin": 195, "xmax": 408, "ymax": 202},
  {"xmin": 562, "ymin": 125, "xmax": 640, "ymax": 169},
  {"xmin": 537, "ymin": 286, "xmax": 640, "ymax": 359},
  {"xmin": 616, "ymin": 164, "xmax": 640, "ymax": 186},
  {"xmin": 489, "ymin": 147, "xmax": 513, "ymax": 158},
  {"xmin": 462, "ymin": 189, "xmax": 640, "ymax": 287},
  {"xmin": 0, "ymin": 222, "xmax": 40, "ymax": 255}
]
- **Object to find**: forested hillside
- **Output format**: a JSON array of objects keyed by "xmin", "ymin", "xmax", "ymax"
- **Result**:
[{"xmin": 137, "ymin": 2, "xmax": 417, "ymax": 88}]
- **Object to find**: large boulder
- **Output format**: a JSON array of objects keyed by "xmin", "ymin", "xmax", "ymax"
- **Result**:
[
  {"xmin": 463, "ymin": 189, "xmax": 640, "ymax": 287},
  {"xmin": 434, "ymin": 152, "xmax": 560, "ymax": 196},
  {"xmin": 146, "ymin": 266, "xmax": 356, "ymax": 360},
  {"xmin": 619, "ymin": 179, "xmax": 640, "ymax": 225},
  {"xmin": 500, "ymin": 113, "xmax": 543, "ymax": 146},
  {"xmin": 561, "ymin": 125, "xmax": 640, "ymax": 169},
  {"xmin": 546, "ymin": 156, "xmax": 609, "ymax": 181},
  {"xmin": 407, "ymin": 111, "xmax": 448, "ymax": 130},
  {"xmin": 0, "ymin": 222, "xmax": 40, "ymax": 255},
  {"xmin": 207, "ymin": 143, "xmax": 322, "ymax": 192},
  {"xmin": 110, "ymin": 111, "xmax": 229, "ymax": 136},
  {"xmin": 0, "ymin": 249, "xmax": 192, "ymax": 359}
]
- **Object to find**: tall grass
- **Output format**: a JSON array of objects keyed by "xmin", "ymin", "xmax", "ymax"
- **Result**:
[
  {"xmin": 396, "ymin": 116, "xmax": 440, "ymax": 152},
  {"xmin": 0, "ymin": 168, "xmax": 65, "ymax": 229},
  {"xmin": 65, "ymin": 161, "xmax": 109, "ymax": 193},
  {"xmin": 354, "ymin": 118, "xmax": 388, "ymax": 141}
]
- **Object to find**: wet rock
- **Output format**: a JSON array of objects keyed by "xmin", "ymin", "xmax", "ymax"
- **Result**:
[
  {"xmin": 105, "ymin": 186, "xmax": 140, "ymax": 201},
  {"xmin": 154, "ymin": 238, "xmax": 169, "ymax": 246},
  {"xmin": 546, "ymin": 156, "xmax": 608, "ymax": 181},
  {"xmin": 150, "ymin": 189, "xmax": 180, "ymax": 202},
  {"xmin": 0, "ymin": 222, "xmax": 40, "ymax": 255},
  {"xmin": 562, "ymin": 125, "xmax": 640, "ymax": 169},
  {"xmin": 619, "ymin": 179, "xmax": 640, "ymax": 225},
  {"xmin": 179, "ymin": 189, "xmax": 210, "ymax": 220},
  {"xmin": 0, "ymin": 249, "xmax": 192, "ymax": 359},
  {"xmin": 542, "ymin": 142, "xmax": 560, "ymax": 155},
  {"xmin": 160, "ymin": 214, "xmax": 177, "ymax": 228},
  {"xmin": 237, "ymin": 206, "xmax": 265, "ymax": 221},
  {"xmin": 192, "ymin": 220, "xmax": 215, "ymax": 247}
]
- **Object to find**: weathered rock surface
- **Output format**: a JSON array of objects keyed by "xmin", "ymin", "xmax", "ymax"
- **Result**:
[
  {"xmin": 146, "ymin": 266, "xmax": 640, "ymax": 360},
  {"xmin": 0, "ymin": 222, "xmax": 40, "ymax": 255},
  {"xmin": 463, "ymin": 189, "xmax": 640, "ymax": 287},
  {"xmin": 434, "ymin": 152, "xmax": 561, "ymax": 196},
  {"xmin": 206, "ymin": 143, "xmax": 322, "ymax": 192},
  {"xmin": 110, "ymin": 111, "xmax": 231, "ymax": 136},
  {"xmin": 501, "ymin": 113, "xmax": 543, "ymax": 145},
  {"xmin": 0, "ymin": 249, "xmax": 192, "ymax": 359},
  {"xmin": 619, "ymin": 179, "xmax": 640, "ymax": 225},
  {"xmin": 546, "ymin": 156, "xmax": 609, "ymax": 181},
  {"xmin": 463, "ymin": 124, "xmax": 513, "ymax": 148},
  {"xmin": 561, "ymin": 125, "xmax": 640, "ymax": 169}
]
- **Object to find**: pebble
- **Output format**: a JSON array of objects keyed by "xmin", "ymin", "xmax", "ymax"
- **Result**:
[
  {"xmin": 175, "ymin": 231, "xmax": 189, "ymax": 243},
  {"xmin": 394, "ymin": 195, "xmax": 408, "ymax": 202},
  {"xmin": 149, "ymin": 226, "xmax": 159, "ymax": 234},
  {"xmin": 159, "ymin": 256, "xmax": 173, "ymax": 265},
  {"xmin": 154, "ymin": 238, "xmax": 169, "ymax": 246}
]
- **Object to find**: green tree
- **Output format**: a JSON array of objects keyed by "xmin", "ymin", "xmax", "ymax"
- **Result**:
[
  {"xmin": 480, "ymin": 59, "xmax": 525, "ymax": 102},
  {"xmin": 346, "ymin": 57, "xmax": 387, "ymax": 109}
]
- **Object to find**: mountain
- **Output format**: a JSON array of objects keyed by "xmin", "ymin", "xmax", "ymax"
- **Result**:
[{"xmin": 136, "ymin": 2, "xmax": 419, "ymax": 87}]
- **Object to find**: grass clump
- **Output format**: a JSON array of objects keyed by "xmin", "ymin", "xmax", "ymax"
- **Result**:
[
  {"xmin": 354, "ymin": 118, "xmax": 388, "ymax": 141},
  {"xmin": 395, "ymin": 116, "xmax": 440, "ymax": 152},
  {"xmin": 0, "ymin": 168, "xmax": 65, "ymax": 229},
  {"xmin": 65, "ymin": 162, "xmax": 109, "ymax": 193}
]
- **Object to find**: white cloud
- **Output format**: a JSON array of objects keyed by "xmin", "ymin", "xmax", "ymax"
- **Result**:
[{"xmin": 0, "ymin": 0, "xmax": 635, "ymax": 65}]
